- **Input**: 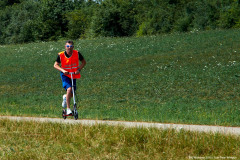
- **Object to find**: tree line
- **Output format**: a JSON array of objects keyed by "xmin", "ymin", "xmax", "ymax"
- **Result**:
[{"xmin": 0, "ymin": 0, "xmax": 240, "ymax": 44}]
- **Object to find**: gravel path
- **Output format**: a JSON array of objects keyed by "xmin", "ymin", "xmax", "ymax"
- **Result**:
[{"xmin": 1, "ymin": 116, "xmax": 240, "ymax": 135}]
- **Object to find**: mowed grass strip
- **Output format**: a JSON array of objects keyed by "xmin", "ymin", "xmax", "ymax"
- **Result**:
[
  {"xmin": 0, "ymin": 29, "xmax": 240, "ymax": 126},
  {"xmin": 0, "ymin": 119, "xmax": 239, "ymax": 160}
]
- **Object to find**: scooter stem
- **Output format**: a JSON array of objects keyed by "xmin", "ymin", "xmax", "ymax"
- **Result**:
[{"xmin": 70, "ymin": 73, "xmax": 76, "ymax": 105}]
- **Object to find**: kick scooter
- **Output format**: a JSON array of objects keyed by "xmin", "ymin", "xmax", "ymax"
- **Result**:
[{"xmin": 62, "ymin": 72, "xmax": 79, "ymax": 120}]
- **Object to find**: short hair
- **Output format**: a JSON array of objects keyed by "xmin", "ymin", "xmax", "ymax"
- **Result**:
[{"xmin": 66, "ymin": 40, "xmax": 74, "ymax": 45}]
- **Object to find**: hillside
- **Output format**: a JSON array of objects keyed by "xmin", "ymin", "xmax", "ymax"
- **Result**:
[{"xmin": 0, "ymin": 29, "xmax": 240, "ymax": 126}]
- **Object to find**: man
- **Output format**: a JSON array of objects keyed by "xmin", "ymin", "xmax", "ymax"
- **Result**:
[{"xmin": 54, "ymin": 40, "xmax": 86, "ymax": 115}]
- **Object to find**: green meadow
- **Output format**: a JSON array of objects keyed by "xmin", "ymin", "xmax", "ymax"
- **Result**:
[{"xmin": 0, "ymin": 29, "xmax": 240, "ymax": 126}]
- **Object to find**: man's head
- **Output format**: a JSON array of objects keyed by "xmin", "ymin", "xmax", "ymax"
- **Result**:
[{"xmin": 65, "ymin": 40, "xmax": 74, "ymax": 54}]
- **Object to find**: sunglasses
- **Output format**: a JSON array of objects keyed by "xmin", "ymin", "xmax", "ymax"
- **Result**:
[{"xmin": 65, "ymin": 45, "xmax": 73, "ymax": 48}]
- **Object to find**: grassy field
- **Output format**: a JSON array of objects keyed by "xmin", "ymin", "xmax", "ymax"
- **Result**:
[
  {"xmin": 0, "ymin": 29, "xmax": 240, "ymax": 126},
  {"xmin": 0, "ymin": 119, "xmax": 239, "ymax": 159}
]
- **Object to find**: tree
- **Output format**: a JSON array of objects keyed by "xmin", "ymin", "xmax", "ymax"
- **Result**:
[
  {"xmin": 0, "ymin": 0, "xmax": 40, "ymax": 43},
  {"xmin": 91, "ymin": 0, "xmax": 138, "ymax": 37},
  {"xmin": 37, "ymin": 0, "xmax": 74, "ymax": 40},
  {"xmin": 66, "ymin": 9, "xmax": 89, "ymax": 39},
  {"xmin": 218, "ymin": 0, "xmax": 240, "ymax": 28},
  {"xmin": 135, "ymin": 0, "xmax": 175, "ymax": 36}
]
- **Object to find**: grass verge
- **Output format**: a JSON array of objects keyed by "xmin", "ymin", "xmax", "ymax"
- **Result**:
[{"xmin": 0, "ymin": 119, "xmax": 239, "ymax": 159}]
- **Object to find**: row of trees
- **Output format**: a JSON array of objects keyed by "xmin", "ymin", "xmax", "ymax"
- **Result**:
[{"xmin": 0, "ymin": 0, "xmax": 240, "ymax": 44}]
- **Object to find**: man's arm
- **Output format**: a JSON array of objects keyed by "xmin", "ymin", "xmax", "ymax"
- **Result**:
[
  {"xmin": 75, "ymin": 59, "xmax": 86, "ymax": 74},
  {"xmin": 79, "ymin": 59, "xmax": 86, "ymax": 70},
  {"xmin": 78, "ymin": 52, "xmax": 86, "ymax": 71},
  {"xmin": 54, "ymin": 61, "xmax": 69, "ymax": 75}
]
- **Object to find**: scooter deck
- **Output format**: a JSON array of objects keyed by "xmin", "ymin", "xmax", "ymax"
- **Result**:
[
  {"xmin": 62, "ymin": 109, "xmax": 78, "ymax": 120},
  {"xmin": 62, "ymin": 113, "xmax": 73, "ymax": 116}
]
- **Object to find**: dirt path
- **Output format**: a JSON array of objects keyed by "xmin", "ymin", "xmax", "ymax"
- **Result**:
[{"xmin": 1, "ymin": 116, "xmax": 240, "ymax": 135}]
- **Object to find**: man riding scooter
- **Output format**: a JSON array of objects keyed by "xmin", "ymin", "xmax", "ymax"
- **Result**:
[{"xmin": 54, "ymin": 40, "xmax": 86, "ymax": 115}]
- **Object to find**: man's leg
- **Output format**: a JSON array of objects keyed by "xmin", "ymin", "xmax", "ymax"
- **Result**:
[
  {"xmin": 60, "ymin": 72, "xmax": 77, "ymax": 115},
  {"xmin": 66, "ymin": 87, "xmax": 73, "ymax": 109}
]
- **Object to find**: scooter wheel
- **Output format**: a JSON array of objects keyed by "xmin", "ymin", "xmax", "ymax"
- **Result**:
[
  {"xmin": 74, "ymin": 110, "xmax": 78, "ymax": 120},
  {"xmin": 62, "ymin": 109, "xmax": 67, "ymax": 119}
]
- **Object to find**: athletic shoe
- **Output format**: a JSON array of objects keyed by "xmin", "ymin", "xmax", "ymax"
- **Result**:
[
  {"xmin": 67, "ymin": 108, "xmax": 72, "ymax": 115},
  {"xmin": 62, "ymin": 94, "xmax": 67, "ymax": 108}
]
